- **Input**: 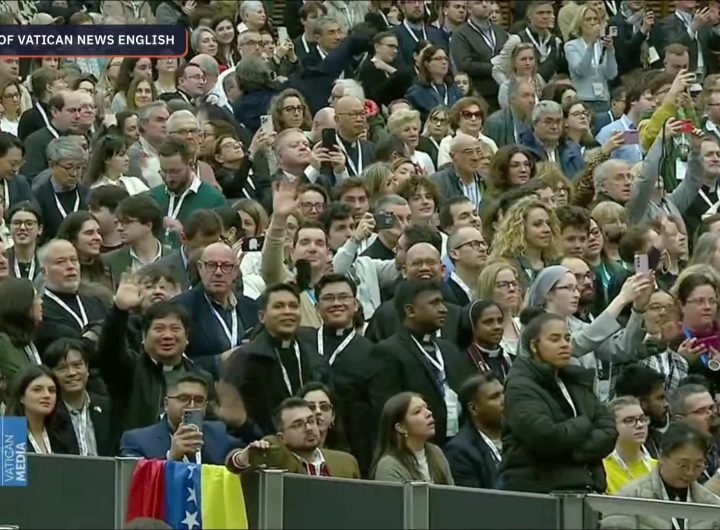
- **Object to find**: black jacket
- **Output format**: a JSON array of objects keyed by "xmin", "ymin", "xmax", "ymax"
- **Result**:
[
  {"xmin": 20, "ymin": 127, "xmax": 59, "ymax": 179},
  {"xmin": 96, "ymin": 305, "xmax": 213, "ymax": 438},
  {"xmin": 214, "ymin": 159, "xmax": 272, "ymax": 209},
  {"xmin": 368, "ymin": 327, "xmax": 475, "ymax": 445},
  {"xmin": 608, "ymin": 13, "xmax": 649, "ymax": 78},
  {"xmin": 649, "ymin": 12, "xmax": 718, "ymax": 73},
  {"xmin": 356, "ymin": 59, "xmax": 414, "ymax": 108},
  {"xmin": 32, "ymin": 178, "xmax": 89, "ymax": 242},
  {"xmin": 57, "ymin": 391, "xmax": 114, "ymax": 456},
  {"xmin": 18, "ymin": 104, "xmax": 48, "ymax": 142},
  {"xmin": 444, "ymin": 420, "xmax": 500, "ymax": 489},
  {"xmin": 515, "ymin": 27, "xmax": 568, "ymax": 82},
  {"xmin": 36, "ymin": 289, "xmax": 108, "ymax": 355},
  {"xmin": 2, "ymin": 174, "xmax": 34, "ymax": 209},
  {"xmin": 222, "ymin": 328, "xmax": 330, "ymax": 435},
  {"xmin": 499, "ymin": 356, "xmax": 617, "ymax": 494}
]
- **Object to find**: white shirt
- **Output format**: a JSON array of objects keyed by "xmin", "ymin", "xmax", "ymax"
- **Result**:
[
  {"xmin": 0, "ymin": 116, "xmax": 19, "ymax": 136},
  {"xmin": 437, "ymin": 133, "xmax": 498, "ymax": 168},
  {"xmin": 411, "ymin": 150, "xmax": 436, "ymax": 175},
  {"xmin": 91, "ymin": 175, "xmax": 150, "ymax": 196}
]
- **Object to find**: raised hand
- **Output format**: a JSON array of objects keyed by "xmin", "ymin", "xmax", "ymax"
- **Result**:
[
  {"xmin": 114, "ymin": 273, "xmax": 142, "ymax": 311},
  {"xmin": 272, "ymin": 178, "xmax": 299, "ymax": 217}
]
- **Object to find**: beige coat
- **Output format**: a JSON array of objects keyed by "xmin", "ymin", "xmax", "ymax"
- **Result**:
[
  {"xmin": 101, "ymin": 0, "xmax": 155, "ymax": 24},
  {"xmin": 601, "ymin": 467, "xmax": 720, "ymax": 530}
]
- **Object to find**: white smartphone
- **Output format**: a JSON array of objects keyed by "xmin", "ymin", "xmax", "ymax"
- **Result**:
[
  {"xmin": 277, "ymin": 26, "xmax": 289, "ymax": 43},
  {"xmin": 260, "ymin": 114, "xmax": 274, "ymax": 134},
  {"xmin": 634, "ymin": 254, "xmax": 649, "ymax": 274}
]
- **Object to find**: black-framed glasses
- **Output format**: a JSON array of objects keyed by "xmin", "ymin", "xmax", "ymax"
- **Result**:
[
  {"xmin": 11, "ymin": 219, "xmax": 38, "ymax": 228},
  {"xmin": 167, "ymin": 394, "xmax": 207, "ymax": 406},
  {"xmin": 495, "ymin": 280, "xmax": 519, "ymax": 290},
  {"xmin": 282, "ymin": 105, "xmax": 304, "ymax": 114},
  {"xmin": 300, "ymin": 201, "xmax": 325, "ymax": 212},
  {"xmin": 199, "ymin": 261, "xmax": 235, "ymax": 274},
  {"xmin": 455, "ymin": 240, "xmax": 486, "ymax": 251},
  {"xmin": 308, "ymin": 402, "xmax": 334, "ymax": 413},
  {"xmin": 574, "ymin": 271, "xmax": 595, "ymax": 283},
  {"xmin": 620, "ymin": 415, "xmax": 650, "ymax": 427},
  {"xmin": 318, "ymin": 293, "xmax": 354, "ymax": 304},
  {"xmin": 56, "ymin": 162, "xmax": 85, "ymax": 174}
]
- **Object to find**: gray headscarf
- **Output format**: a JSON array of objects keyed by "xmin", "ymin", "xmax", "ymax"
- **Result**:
[{"xmin": 526, "ymin": 266, "xmax": 571, "ymax": 308}]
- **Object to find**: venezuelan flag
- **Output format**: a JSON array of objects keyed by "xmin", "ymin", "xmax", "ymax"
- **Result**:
[{"xmin": 126, "ymin": 459, "xmax": 248, "ymax": 529}]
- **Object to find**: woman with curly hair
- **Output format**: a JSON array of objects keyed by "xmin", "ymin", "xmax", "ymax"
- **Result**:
[
  {"xmin": 537, "ymin": 162, "xmax": 573, "ymax": 207},
  {"xmin": 489, "ymin": 196, "xmax": 561, "ymax": 289},
  {"xmin": 269, "ymin": 89, "xmax": 312, "ymax": 133},
  {"xmin": 492, "ymin": 41, "xmax": 545, "ymax": 110},
  {"xmin": 485, "ymin": 145, "xmax": 536, "ymax": 200}
]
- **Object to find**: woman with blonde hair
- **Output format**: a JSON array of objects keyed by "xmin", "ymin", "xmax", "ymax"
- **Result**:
[
  {"xmin": 363, "ymin": 163, "xmax": 398, "ymax": 205},
  {"xmin": 690, "ymin": 232, "xmax": 720, "ymax": 272},
  {"xmin": 492, "ymin": 41, "xmax": 545, "ymax": 110},
  {"xmin": 476, "ymin": 260, "xmax": 523, "ymax": 355},
  {"xmin": 387, "ymin": 109, "xmax": 435, "ymax": 175},
  {"xmin": 489, "ymin": 196, "xmax": 561, "ymax": 289},
  {"xmin": 0, "ymin": 78, "xmax": 28, "ymax": 136}
]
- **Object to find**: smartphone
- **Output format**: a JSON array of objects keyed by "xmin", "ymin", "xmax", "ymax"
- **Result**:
[
  {"xmin": 321, "ymin": 127, "xmax": 337, "ymax": 151},
  {"xmin": 634, "ymin": 253, "xmax": 649, "ymax": 274},
  {"xmin": 277, "ymin": 26, "xmax": 289, "ymax": 42},
  {"xmin": 677, "ymin": 119, "xmax": 695, "ymax": 134},
  {"xmin": 698, "ymin": 335, "xmax": 720, "ymax": 354},
  {"xmin": 623, "ymin": 130, "xmax": 639, "ymax": 145},
  {"xmin": 608, "ymin": 26, "xmax": 618, "ymax": 37},
  {"xmin": 182, "ymin": 409, "xmax": 203, "ymax": 431},
  {"xmin": 374, "ymin": 211, "xmax": 396, "ymax": 229},
  {"xmin": 647, "ymin": 246, "xmax": 662, "ymax": 270},
  {"xmin": 248, "ymin": 445, "xmax": 283, "ymax": 468},
  {"xmin": 241, "ymin": 236, "xmax": 265, "ymax": 252},
  {"xmin": 687, "ymin": 72, "xmax": 698, "ymax": 83},
  {"xmin": 260, "ymin": 114, "xmax": 274, "ymax": 135}
]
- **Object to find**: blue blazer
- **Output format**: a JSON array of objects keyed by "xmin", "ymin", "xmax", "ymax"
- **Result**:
[
  {"xmin": 443, "ymin": 421, "xmax": 500, "ymax": 489},
  {"xmin": 405, "ymin": 82, "xmax": 463, "ymax": 120},
  {"xmin": 119, "ymin": 419, "xmax": 243, "ymax": 465}
]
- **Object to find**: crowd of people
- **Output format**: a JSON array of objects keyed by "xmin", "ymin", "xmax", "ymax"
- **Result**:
[{"xmin": 5, "ymin": 0, "xmax": 720, "ymax": 526}]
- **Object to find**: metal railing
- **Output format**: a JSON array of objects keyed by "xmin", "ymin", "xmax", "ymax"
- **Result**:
[{"xmin": 3, "ymin": 455, "xmax": 720, "ymax": 529}]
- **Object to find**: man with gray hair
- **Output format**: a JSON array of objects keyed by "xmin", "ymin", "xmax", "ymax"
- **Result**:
[
  {"xmin": 32, "ymin": 137, "xmax": 89, "ymax": 240},
  {"xmin": 236, "ymin": 0, "xmax": 266, "ymax": 33},
  {"xmin": 485, "ymin": 78, "xmax": 535, "ymax": 148},
  {"xmin": 128, "ymin": 101, "xmax": 169, "ymax": 188},
  {"xmin": 520, "ymin": 100, "xmax": 564, "ymax": 163}
]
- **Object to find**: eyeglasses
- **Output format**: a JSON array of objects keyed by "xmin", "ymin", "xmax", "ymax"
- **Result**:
[
  {"xmin": 221, "ymin": 141, "xmax": 243, "ymax": 150},
  {"xmin": 686, "ymin": 298, "xmax": 718, "ymax": 307},
  {"xmin": 430, "ymin": 116, "xmax": 448, "ymax": 125},
  {"xmin": 495, "ymin": 280, "xmax": 519, "ymax": 290},
  {"xmin": 288, "ymin": 416, "xmax": 317, "ymax": 430},
  {"xmin": 554, "ymin": 284, "xmax": 579, "ymax": 292},
  {"xmin": 282, "ymin": 105, "xmax": 304, "ymax": 114},
  {"xmin": 461, "ymin": 110, "xmax": 483, "ymax": 120},
  {"xmin": 620, "ymin": 415, "xmax": 650, "ymax": 427},
  {"xmin": 318, "ymin": 293, "xmax": 354, "ymax": 303},
  {"xmin": 167, "ymin": 394, "xmax": 207, "ymax": 406},
  {"xmin": 199, "ymin": 261, "xmax": 236, "ymax": 274},
  {"xmin": 574, "ymin": 271, "xmax": 595, "ymax": 283},
  {"xmin": 11, "ymin": 220, "xmax": 38, "ymax": 228},
  {"xmin": 2, "ymin": 92, "xmax": 19, "ymax": 99},
  {"xmin": 171, "ymin": 127, "xmax": 200, "ymax": 136},
  {"xmin": 300, "ymin": 201, "xmax": 325, "ymax": 212},
  {"xmin": 568, "ymin": 110, "xmax": 589, "ymax": 118},
  {"xmin": 455, "ymin": 240, "xmax": 486, "ymax": 251},
  {"xmin": 56, "ymin": 162, "xmax": 85, "ymax": 174},
  {"xmin": 308, "ymin": 402, "xmax": 334, "ymax": 413},
  {"xmin": 687, "ymin": 405, "xmax": 716, "ymax": 417}
]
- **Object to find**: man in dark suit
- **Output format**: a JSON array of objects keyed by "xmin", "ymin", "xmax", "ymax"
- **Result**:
[
  {"xmin": 450, "ymin": 0, "xmax": 509, "ymax": 109},
  {"xmin": 334, "ymin": 96, "xmax": 375, "ymax": 179},
  {"xmin": 514, "ymin": 1, "xmax": 568, "ymax": 81},
  {"xmin": 0, "ymin": 133, "xmax": 33, "ymax": 209},
  {"xmin": 484, "ymin": 79, "xmax": 535, "ymax": 148},
  {"xmin": 431, "ymin": 133, "xmax": 485, "ymax": 212},
  {"xmin": 444, "ymin": 373, "xmax": 504, "ymax": 489},
  {"xmin": 158, "ymin": 63, "xmax": 205, "ymax": 106},
  {"xmin": 391, "ymin": 0, "xmax": 447, "ymax": 67},
  {"xmin": 172, "ymin": 242, "xmax": 258, "ymax": 377},
  {"xmin": 445, "ymin": 226, "xmax": 487, "ymax": 307},
  {"xmin": 120, "ymin": 373, "xmax": 245, "ymax": 465},
  {"xmin": 222, "ymin": 283, "xmax": 330, "ymax": 435},
  {"xmin": 45, "ymin": 338, "xmax": 113, "ymax": 456},
  {"xmin": 608, "ymin": 1, "xmax": 654, "ymax": 78},
  {"xmin": 368, "ymin": 279, "xmax": 474, "ymax": 445},
  {"xmin": 103, "ymin": 195, "xmax": 169, "ymax": 290},
  {"xmin": 20, "ymin": 90, "xmax": 82, "ymax": 179}
]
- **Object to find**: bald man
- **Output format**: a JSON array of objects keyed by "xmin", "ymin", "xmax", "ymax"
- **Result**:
[
  {"xmin": 310, "ymin": 107, "xmax": 336, "ymax": 143},
  {"xmin": 368, "ymin": 278, "xmax": 475, "ymax": 445},
  {"xmin": 333, "ymin": 96, "xmax": 375, "ymax": 177},
  {"xmin": 172, "ymin": 241, "xmax": 258, "ymax": 376},
  {"xmin": 432, "ymin": 132, "xmax": 485, "ymax": 211}
]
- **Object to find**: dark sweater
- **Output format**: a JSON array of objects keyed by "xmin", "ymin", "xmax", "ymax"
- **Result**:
[{"xmin": 32, "ymin": 178, "xmax": 89, "ymax": 242}]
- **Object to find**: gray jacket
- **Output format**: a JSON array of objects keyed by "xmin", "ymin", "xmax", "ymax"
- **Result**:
[
  {"xmin": 430, "ymin": 165, "xmax": 484, "ymax": 208},
  {"xmin": 373, "ymin": 443, "xmax": 454, "ymax": 485}
]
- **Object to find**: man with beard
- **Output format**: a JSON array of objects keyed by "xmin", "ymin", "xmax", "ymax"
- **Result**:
[
  {"xmin": 686, "ymin": 137, "xmax": 720, "ymax": 239},
  {"xmin": 390, "ymin": 0, "xmax": 447, "ymax": 67},
  {"xmin": 368, "ymin": 279, "xmax": 474, "ymax": 445},
  {"xmin": 669, "ymin": 383, "xmax": 720, "ymax": 492},
  {"xmin": 561, "ymin": 257, "xmax": 598, "ymax": 322},
  {"xmin": 444, "ymin": 373, "xmax": 505, "ymax": 489},
  {"xmin": 615, "ymin": 364, "xmax": 669, "ymax": 459}
]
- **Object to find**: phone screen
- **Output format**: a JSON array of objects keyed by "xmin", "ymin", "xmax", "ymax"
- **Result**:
[{"xmin": 241, "ymin": 236, "xmax": 265, "ymax": 252}]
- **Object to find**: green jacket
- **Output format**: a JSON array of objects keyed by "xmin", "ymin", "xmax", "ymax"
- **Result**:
[
  {"xmin": 101, "ymin": 242, "xmax": 172, "ymax": 289},
  {"xmin": 0, "ymin": 332, "xmax": 33, "ymax": 386},
  {"xmin": 148, "ymin": 181, "xmax": 226, "ymax": 249}
]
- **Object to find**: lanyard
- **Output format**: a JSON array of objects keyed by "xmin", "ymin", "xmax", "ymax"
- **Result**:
[
  {"xmin": 410, "ymin": 336, "xmax": 445, "ymax": 378},
  {"xmin": 605, "ymin": 0, "xmax": 617, "ymax": 16},
  {"xmin": 403, "ymin": 20, "xmax": 427, "ymax": 43},
  {"xmin": 70, "ymin": 403, "xmax": 91, "ymax": 455},
  {"xmin": 699, "ymin": 186, "xmax": 718, "ymax": 209},
  {"xmin": 205, "ymin": 295, "xmax": 239, "ymax": 348},
  {"xmin": 24, "ymin": 343, "xmax": 41, "ymax": 364},
  {"xmin": 335, "ymin": 135, "xmax": 363, "ymax": 176},
  {"xmin": 45, "ymin": 290, "xmax": 89, "ymax": 330},
  {"xmin": 14, "ymin": 256, "xmax": 35, "ymax": 279},
  {"xmin": 428, "ymin": 137, "xmax": 440, "ymax": 152},
  {"xmin": 432, "ymin": 83, "xmax": 449, "ymax": 105},
  {"xmin": 301, "ymin": 35, "xmax": 310, "ymax": 54},
  {"xmin": 477, "ymin": 429, "xmax": 501, "ymax": 463},
  {"xmin": 36, "ymin": 101, "xmax": 59, "ymax": 138},
  {"xmin": 2, "ymin": 179, "xmax": 8, "ymax": 211},
  {"xmin": 468, "ymin": 20, "xmax": 495, "ymax": 50},
  {"xmin": 610, "ymin": 448, "xmax": 652, "ymax": 477},
  {"xmin": 317, "ymin": 327, "xmax": 356, "ymax": 365},
  {"xmin": 54, "ymin": 190, "xmax": 80, "ymax": 217},
  {"xmin": 167, "ymin": 186, "xmax": 193, "ymax": 220},
  {"xmin": 525, "ymin": 28, "xmax": 552, "ymax": 61},
  {"xmin": 450, "ymin": 272, "xmax": 474, "ymax": 302},
  {"xmin": 557, "ymin": 378, "xmax": 577, "ymax": 417},
  {"xmin": 661, "ymin": 481, "xmax": 691, "ymax": 530},
  {"xmin": 29, "ymin": 429, "xmax": 52, "ymax": 454},
  {"xmin": 277, "ymin": 342, "xmax": 303, "ymax": 395}
]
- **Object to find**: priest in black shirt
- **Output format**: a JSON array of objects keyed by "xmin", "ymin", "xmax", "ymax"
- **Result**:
[
  {"xmin": 222, "ymin": 283, "xmax": 330, "ymax": 435},
  {"xmin": 36, "ymin": 239, "xmax": 108, "ymax": 355}
]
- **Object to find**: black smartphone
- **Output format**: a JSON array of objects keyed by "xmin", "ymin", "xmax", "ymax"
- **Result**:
[
  {"xmin": 321, "ymin": 128, "xmax": 337, "ymax": 150},
  {"xmin": 241, "ymin": 236, "xmax": 265, "ymax": 252},
  {"xmin": 374, "ymin": 211, "xmax": 396, "ymax": 229},
  {"xmin": 182, "ymin": 409, "xmax": 203, "ymax": 431},
  {"xmin": 647, "ymin": 246, "xmax": 662, "ymax": 270}
]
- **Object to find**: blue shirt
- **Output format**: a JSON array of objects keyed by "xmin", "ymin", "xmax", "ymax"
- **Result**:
[{"xmin": 595, "ymin": 115, "xmax": 643, "ymax": 164}]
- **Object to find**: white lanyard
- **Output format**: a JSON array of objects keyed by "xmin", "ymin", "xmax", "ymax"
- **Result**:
[
  {"xmin": 301, "ymin": 35, "xmax": 310, "ymax": 54},
  {"xmin": 318, "ymin": 47, "xmax": 327, "ymax": 60},
  {"xmin": 45, "ymin": 290, "xmax": 89, "ymax": 330},
  {"xmin": 676, "ymin": 11, "xmax": 695, "ymax": 38},
  {"xmin": 403, "ymin": 20, "xmax": 427, "ymax": 43},
  {"xmin": 28, "ymin": 429, "xmax": 52, "ymax": 454},
  {"xmin": 432, "ymin": 84, "xmax": 449, "ymax": 105},
  {"xmin": 468, "ymin": 20, "xmax": 495, "ymax": 50},
  {"xmin": 557, "ymin": 378, "xmax": 578, "ymax": 417},
  {"xmin": 335, "ymin": 135, "xmax": 363, "ymax": 176},
  {"xmin": 450, "ymin": 272, "xmax": 474, "ymax": 302},
  {"xmin": 586, "ymin": 40, "xmax": 602, "ymax": 66},
  {"xmin": 428, "ymin": 137, "xmax": 440, "ymax": 152},
  {"xmin": 24, "ymin": 342, "xmax": 41, "ymax": 364},
  {"xmin": 14, "ymin": 256, "xmax": 35, "ymax": 279},
  {"xmin": 71, "ymin": 404, "xmax": 90, "ymax": 455},
  {"xmin": 699, "ymin": 187, "xmax": 717, "ymax": 209},
  {"xmin": 2, "ymin": 179, "xmax": 8, "ymax": 211},
  {"xmin": 410, "ymin": 336, "xmax": 445, "ymax": 377},
  {"xmin": 478, "ymin": 429, "xmax": 501, "ymax": 463},
  {"xmin": 54, "ymin": 190, "xmax": 80, "ymax": 217},
  {"xmin": 611, "ymin": 448, "xmax": 652, "ymax": 476},
  {"xmin": 661, "ymin": 481, "xmax": 691, "ymax": 530},
  {"xmin": 167, "ymin": 187, "xmax": 193, "ymax": 220},
  {"xmin": 36, "ymin": 101, "xmax": 59, "ymax": 138},
  {"xmin": 277, "ymin": 342, "xmax": 303, "ymax": 395},
  {"xmin": 205, "ymin": 295, "xmax": 239, "ymax": 348},
  {"xmin": 525, "ymin": 28, "xmax": 552, "ymax": 61},
  {"xmin": 380, "ymin": 10, "xmax": 390, "ymax": 27},
  {"xmin": 605, "ymin": 1, "xmax": 617, "ymax": 16},
  {"xmin": 659, "ymin": 351, "xmax": 671, "ymax": 377},
  {"xmin": 317, "ymin": 327, "xmax": 356, "ymax": 366}
]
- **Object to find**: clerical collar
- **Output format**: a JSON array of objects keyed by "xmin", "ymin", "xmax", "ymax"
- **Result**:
[
  {"xmin": 407, "ymin": 328, "xmax": 435, "ymax": 344},
  {"xmin": 268, "ymin": 333, "xmax": 295, "ymax": 349},
  {"xmin": 324, "ymin": 326, "xmax": 352, "ymax": 338},
  {"xmin": 475, "ymin": 343, "xmax": 503, "ymax": 358}
]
